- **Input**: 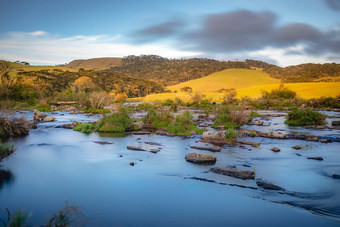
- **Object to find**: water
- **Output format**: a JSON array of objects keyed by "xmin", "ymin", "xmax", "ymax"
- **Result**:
[{"xmin": 0, "ymin": 111, "xmax": 339, "ymax": 226}]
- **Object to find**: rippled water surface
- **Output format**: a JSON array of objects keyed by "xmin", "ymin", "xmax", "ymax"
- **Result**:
[{"xmin": 0, "ymin": 111, "xmax": 339, "ymax": 226}]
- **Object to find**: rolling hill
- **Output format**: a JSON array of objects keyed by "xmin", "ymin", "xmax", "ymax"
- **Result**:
[
  {"xmin": 167, "ymin": 69, "xmax": 281, "ymax": 92},
  {"xmin": 65, "ymin": 57, "xmax": 122, "ymax": 70}
]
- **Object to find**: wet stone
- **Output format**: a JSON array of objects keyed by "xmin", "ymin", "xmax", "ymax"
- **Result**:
[
  {"xmin": 271, "ymin": 147, "xmax": 281, "ymax": 152},
  {"xmin": 185, "ymin": 152, "xmax": 216, "ymax": 165},
  {"xmin": 210, "ymin": 167, "xmax": 255, "ymax": 180},
  {"xmin": 307, "ymin": 157, "xmax": 323, "ymax": 161},
  {"xmin": 292, "ymin": 145, "xmax": 302, "ymax": 150}
]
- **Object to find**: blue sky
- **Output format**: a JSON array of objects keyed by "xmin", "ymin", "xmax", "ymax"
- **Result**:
[{"xmin": 0, "ymin": 0, "xmax": 339, "ymax": 65}]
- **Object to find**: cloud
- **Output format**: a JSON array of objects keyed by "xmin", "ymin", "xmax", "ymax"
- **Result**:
[
  {"xmin": 323, "ymin": 0, "xmax": 340, "ymax": 11},
  {"xmin": 0, "ymin": 31, "xmax": 201, "ymax": 65}
]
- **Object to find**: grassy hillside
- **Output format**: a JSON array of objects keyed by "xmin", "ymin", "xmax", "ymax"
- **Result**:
[
  {"xmin": 65, "ymin": 57, "xmax": 122, "ymax": 70},
  {"xmin": 167, "ymin": 69, "xmax": 281, "ymax": 92}
]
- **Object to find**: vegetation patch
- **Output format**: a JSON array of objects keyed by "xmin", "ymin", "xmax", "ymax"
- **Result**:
[
  {"xmin": 285, "ymin": 108, "xmax": 326, "ymax": 126},
  {"xmin": 73, "ymin": 123, "xmax": 96, "ymax": 134},
  {"xmin": 0, "ymin": 141, "xmax": 16, "ymax": 160},
  {"xmin": 96, "ymin": 107, "xmax": 133, "ymax": 132},
  {"xmin": 143, "ymin": 110, "xmax": 174, "ymax": 129},
  {"xmin": 166, "ymin": 111, "xmax": 204, "ymax": 136}
]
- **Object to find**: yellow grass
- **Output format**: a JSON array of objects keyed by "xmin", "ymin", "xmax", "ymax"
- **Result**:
[
  {"xmin": 143, "ymin": 82, "xmax": 340, "ymax": 102},
  {"xmin": 7, "ymin": 65, "xmax": 76, "ymax": 77},
  {"xmin": 167, "ymin": 69, "xmax": 280, "ymax": 92}
]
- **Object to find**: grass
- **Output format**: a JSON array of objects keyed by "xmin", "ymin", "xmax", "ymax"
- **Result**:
[
  {"xmin": 73, "ymin": 123, "xmax": 96, "ymax": 134},
  {"xmin": 285, "ymin": 108, "xmax": 326, "ymax": 126},
  {"xmin": 167, "ymin": 69, "xmax": 280, "ymax": 93},
  {"xmin": 0, "ymin": 141, "xmax": 16, "ymax": 160},
  {"xmin": 143, "ymin": 110, "xmax": 174, "ymax": 129},
  {"xmin": 96, "ymin": 107, "xmax": 133, "ymax": 132}
]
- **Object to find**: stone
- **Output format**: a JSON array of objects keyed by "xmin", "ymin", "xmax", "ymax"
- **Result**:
[
  {"xmin": 271, "ymin": 147, "xmax": 281, "ymax": 152},
  {"xmin": 190, "ymin": 145, "xmax": 221, "ymax": 152},
  {"xmin": 185, "ymin": 152, "xmax": 216, "ymax": 164},
  {"xmin": 332, "ymin": 121, "xmax": 340, "ymax": 126},
  {"xmin": 251, "ymin": 120, "xmax": 263, "ymax": 126},
  {"xmin": 33, "ymin": 110, "xmax": 47, "ymax": 121},
  {"xmin": 144, "ymin": 142, "xmax": 161, "ymax": 146},
  {"xmin": 238, "ymin": 141, "xmax": 260, "ymax": 148},
  {"xmin": 332, "ymin": 174, "xmax": 339, "ymax": 179},
  {"xmin": 93, "ymin": 141, "xmax": 113, "ymax": 145},
  {"xmin": 307, "ymin": 157, "xmax": 323, "ymax": 161},
  {"xmin": 210, "ymin": 167, "xmax": 255, "ymax": 180},
  {"xmin": 201, "ymin": 131, "xmax": 228, "ymax": 145},
  {"xmin": 43, "ymin": 116, "xmax": 56, "ymax": 122},
  {"xmin": 129, "ymin": 162, "xmax": 135, "ymax": 166},
  {"xmin": 156, "ymin": 129, "xmax": 175, "ymax": 137},
  {"xmin": 320, "ymin": 138, "xmax": 330, "ymax": 143},
  {"xmin": 292, "ymin": 145, "xmax": 302, "ymax": 150},
  {"xmin": 256, "ymin": 181, "xmax": 285, "ymax": 190},
  {"xmin": 132, "ymin": 131, "xmax": 151, "ymax": 135},
  {"xmin": 127, "ymin": 146, "xmax": 146, "ymax": 151}
]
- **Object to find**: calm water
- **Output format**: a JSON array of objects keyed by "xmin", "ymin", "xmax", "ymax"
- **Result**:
[{"xmin": 0, "ymin": 111, "xmax": 339, "ymax": 226}]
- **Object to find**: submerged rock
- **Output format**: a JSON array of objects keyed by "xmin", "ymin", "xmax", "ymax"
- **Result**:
[
  {"xmin": 127, "ymin": 146, "xmax": 146, "ymax": 151},
  {"xmin": 132, "ymin": 131, "xmax": 151, "ymax": 135},
  {"xmin": 256, "ymin": 180, "xmax": 285, "ymax": 190},
  {"xmin": 292, "ymin": 145, "xmax": 302, "ymax": 150},
  {"xmin": 185, "ymin": 152, "xmax": 216, "ymax": 164},
  {"xmin": 93, "ymin": 141, "xmax": 113, "ymax": 145},
  {"xmin": 271, "ymin": 147, "xmax": 281, "ymax": 152},
  {"xmin": 332, "ymin": 174, "xmax": 339, "ymax": 179},
  {"xmin": 211, "ymin": 167, "xmax": 255, "ymax": 180},
  {"xmin": 307, "ymin": 157, "xmax": 323, "ymax": 161},
  {"xmin": 190, "ymin": 145, "xmax": 221, "ymax": 152},
  {"xmin": 144, "ymin": 142, "xmax": 162, "ymax": 146},
  {"xmin": 129, "ymin": 162, "xmax": 135, "ymax": 166},
  {"xmin": 238, "ymin": 141, "xmax": 260, "ymax": 148}
]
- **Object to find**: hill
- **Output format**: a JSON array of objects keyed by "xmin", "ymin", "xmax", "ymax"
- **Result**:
[
  {"xmin": 167, "ymin": 69, "xmax": 281, "ymax": 92},
  {"xmin": 65, "ymin": 57, "xmax": 122, "ymax": 70}
]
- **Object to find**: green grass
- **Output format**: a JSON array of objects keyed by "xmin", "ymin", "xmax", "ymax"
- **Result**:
[
  {"xmin": 166, "ymin": 111, "xmax": 204, "ymax": 136},
  {"xmin": 83, "ymin": 107, "xmax": 111, "ymax": 114},
  {"xmin": 285, "ymin": 108, "xmax": 326, "ymax": 126},
  {"xmin": 143, "ymin": 109, "xmax": 174, "ymax": 129},
  {"xmin": 96, "ymin": 107, "xmax": 133, "ymax": 132},
  {"xmin": 0, "ymin": 141, "xmax": 16, "ymax": 160},
  {"xmin": 73, "ymin": 123, "xmax": 96, "ymax": 134}
]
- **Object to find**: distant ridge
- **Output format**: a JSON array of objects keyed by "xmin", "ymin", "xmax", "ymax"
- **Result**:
[{"xmin": 65, "ymin": 57, "xmax": 122, "ymax": 70}]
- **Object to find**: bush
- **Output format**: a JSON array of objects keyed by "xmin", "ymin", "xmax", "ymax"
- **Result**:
[
  {"xmin": 166, "ymin": 111, "xmax": 204, "ymax": 135},
  {"xmin": 226, "ymin": 127, "xmax": 237, "ymax": 142},
  {"xmin": 262, "ymin": 84, "xmax": 296, "ymax": 99},
  {"xmin": 285, "ymin": 108, "xmax": 326, "ymax": 126},
  {"xmin": 82, "ymin": 108, "xmax": 111, "ymax": 114},
  {"xmin": 96, "ymin": 106, "xmax": 133, "ymax": 132},
  {"xmin": 143, "ymin": 110, "xmax": 173, "ymax": 129},
  {"xmin": 73, "ymin": 123, "xmax": 96, "ymax": 134}
]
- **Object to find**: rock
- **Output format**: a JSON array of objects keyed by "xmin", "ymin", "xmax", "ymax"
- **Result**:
[
  {"xmin": 132, "ymin": 131, "xmax": 151, "ymax": 135},
  {"xmin": 144, "ymin": 142, "xmax": 161, "ymax": 146},
  {"xmin": 86, "ymin": 113, "xmax": 93, "ymax": 116},
  {"xmin": 69, "ymin": 111, "xmax": 77, "ymax": 114},
  {"xmin": 133, "ymin": 121, "xmax": 144, "ymax": 130},
  {"xmin": 307, "ymin": 157, "xmax": 323, "ymax": 161},
  {"xmin": 185, "ymin": 152, "xmax": 216, "ymax": 164},
  {"xmin": 33, "ymin": 110, "xmax": 47, "ymax": 121},
  {"xmin": 129, "ymin": 162, "xmax": 135, "ymax": 166},
  {"xmin": 238, "ymin": 141, "xmax": 260, "ymax": 148},
  {"xmin": 61, "ymin": 121, "xmax": 80, "ymax": 129},
  {"xmin": 271, "ymin": 147, "xmax": 281, "ymax": 152},
  {"xmin": 251, "ymin": 120, "xmax": 263, "ymax": 126},
  {"xmin": 156, "ymin": 129, "xmax": 175, "ymax": 137},
  {"xmin": 127, "ymin": 146, "xmax": 146, "ymax": 151},
  {"xmin": 210, "ymin": 167, "xmax": 255, "ymax": 180},
  {"xmin": 43, "ymin": 116, "xmax": 56, "ymax": 122},
  {"xmin": 292, "ymin": 145, "xmax": 302, "ymax": 150},
  {"xmin": 142, "ymin": 124, "xmax": 156, "ymax": 132},
  {"xmin": 256, "ymin": 181, "xmax": 285, "ymax": 190},
  {"xmin": 320, "ymin": 138, "xmax": 330, "ymax": 143},
  {"xmin": 93, "ymin": 141, "xmax": 113, "ymax": 145},
  {"xmin": 306, "ymin": 136, "xmax": 320, "ymax": 142},
  {"xmin": 201, "ymin": 131, "xmax": 228, "ymax": 145},
  {"xmin": 332, "ymin": 121, "xmax": 340, "ymax": 126},
  {"xmin": 190, "ymin": 145, "xmax": 221, "ymax": 152},
  {"xmin": 150, "ymin": 149, "xmax": 160, "ymax": 154},
  {"xmin": 332, "ymin": 174, "xmax": 339, "ymax": 179},
  {"xmin": 119, "ymin": 155, "xmax": 123, "ymax": 157},
  {"xmin": 51, "ymin": 112, "xmax": 58, "ymax": 114},
  {"xmin": 270, "ymin": 131, "xmax": 285, "ymax": 139}
]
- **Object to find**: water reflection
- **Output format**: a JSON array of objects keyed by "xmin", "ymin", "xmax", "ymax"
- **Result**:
[{"xmin": 0, "ymin": 169, "xmax": 14, "ymax": 190}]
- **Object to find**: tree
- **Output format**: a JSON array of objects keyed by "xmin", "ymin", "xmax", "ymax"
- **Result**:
[{"xmin": 71, "ymin": 76, "xmax": 96, "ymax": 93}]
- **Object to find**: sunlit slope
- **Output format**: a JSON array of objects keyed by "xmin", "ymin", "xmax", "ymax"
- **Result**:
[
  {"xmin": 65, "ymin": 57, "xmax": 122, "ymax": 70},
  {"xmin": 167, "ymin": 69, "xmax": 281, "ymax": 92},
  {"xmin": 237, "ymin": 82, "xmax": 340, "ymax": 99}
]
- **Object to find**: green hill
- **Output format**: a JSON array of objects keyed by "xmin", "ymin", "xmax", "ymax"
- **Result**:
[{"xmin": 65, "ymin": 57, "xmax": 122, "ymax": 70}]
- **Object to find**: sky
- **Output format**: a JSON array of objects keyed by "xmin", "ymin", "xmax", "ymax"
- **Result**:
[{"xmin": 0, "ymin": 0, "xmax": 339, "ymax": 66}]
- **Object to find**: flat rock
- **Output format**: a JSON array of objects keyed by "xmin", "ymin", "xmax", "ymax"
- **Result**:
[
  {"xmin": 33, "ymin": 110, "xmax": 47, "ymax": 121},
  {"xmin": 307, "ymin": 157, "xmax": 323, "ymax": 161},
  {"xmin": 211, "ymin": 167, "xmax": 255, "ymax": 180},
  {"xmin": 256, "ymin": 181, "xmax": 285, "ymax": 190},
  {"xmin": 185, "ymin": 152, "xmax": 216, "ymax": 164},
  {"xmin": 144, "ymin": 142, "xmax": 162, "ymax": 146},
  {"xmin": 201, "ymin": 131, "xmax": 228, "ymax": 145},
  {"xmin": 190, "ymin": 145, "xmax": 221, "ymax": 152},
  {"xmin": 332, "ymin": 121, "xmax": 340, "ymax": 126},
  {"xmin": 43, "ymin": 116, "xmax": 56, "ymax": 122},
  {"xmin": 292, "ymin": 145, "xmax": 302, "ymax": 150},
  {"xmin": 132, "ymin": 131, "xmax": 151, "ymax": 135},
  {"xmin": 238, "ymin": 141, "xmax": 260, "ymax": 148},
  {"xmin": 127, "ymin": 146, "xmax": 146, "ymax": 151},
  {"xmin": 271, "ymin": 147, "xmax": 281, "ymax": 152},
  {"xmin": 156, "ymin": 129, "xmax": 175, "ymax": 137},
  {"xmin": 93, "ymin": 141, "xmax": 113, "ymax": 145}
]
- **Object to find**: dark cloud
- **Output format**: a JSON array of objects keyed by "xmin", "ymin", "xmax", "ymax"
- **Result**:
[
  {"xmin": 133, "ymin": 10, "xmax": 340, "ymax": 58},
  {"xmin": 323, "ymin": 0, "xmax": 340, "ymax": 12}
]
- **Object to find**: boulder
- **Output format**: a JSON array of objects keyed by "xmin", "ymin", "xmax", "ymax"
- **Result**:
[
  {"xmin": 271, "ymin": 147, "xmax": 281, "ymax": 152},
  {"xmin": 33, "ymin": 110, "xmax": 47, "ymax": 121},
  {"xmin": 201, "ymin": 131, "xmax": 228, "ymax": 145},
  {"xmin": 43, "ymin": 116, "xmax": 56, "ymax": 122},
  {"xmin": 61, "ymin": 121, "xmax": 80, "ymax": 129},
  {"xmin": 292, "ymin": 145, "xmax": 302, "ymax": 150},
  {"xmin": 210, "ymin": 167, "xmax": 255, "ymax": 180},
  {"xmin": 185, "ymin": 152, "xmax": 216, "ymax": 164},
  {"xmin": 251, "ymin": 120, "xmax": 263, "ymax": 126},
  {"xmin": 129, "ymin": 162, "xmax": 135, "ymax": 166}
]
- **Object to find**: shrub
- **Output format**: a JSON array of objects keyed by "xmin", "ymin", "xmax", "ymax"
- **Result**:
[
  {"xmin": 285, "ymin": 108, "xmax": 326, "ymax": 126},
  {"xmin": 96, "ymin": 106, "xmax": 133, "ymax": 132},
  {"xmin": 82, "ymin": 107, "xmax": 111, "ymax": 114},
  {"xmin": 114, "ymin": 93, "xmax": 127, "ymax": 103},
  {"xmin": 89, "ymin": 91, "xmax": 112, "ymax": 109},
  {"xmin": 143, "ymin": 110, "xmax": 173, "ymax": 129},
  {"xmin": 166, "ymin": 111, "xmax": 204, "ymax": 135},
  {"xmin": 73, "ymin": 123, "xmax": 96, "ymax": 134},
  {"xmin": 226, "ymin": 127, "xmax": 238, "ymax": 142},
  {"xmin": 262, "ymin": 84, "xmax": 296, "ymax": 99}
]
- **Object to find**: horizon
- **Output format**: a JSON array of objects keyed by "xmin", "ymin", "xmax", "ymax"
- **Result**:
[{"xmin": 1, "ymin": 0, "xmax": 340, "ymax": 66}]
